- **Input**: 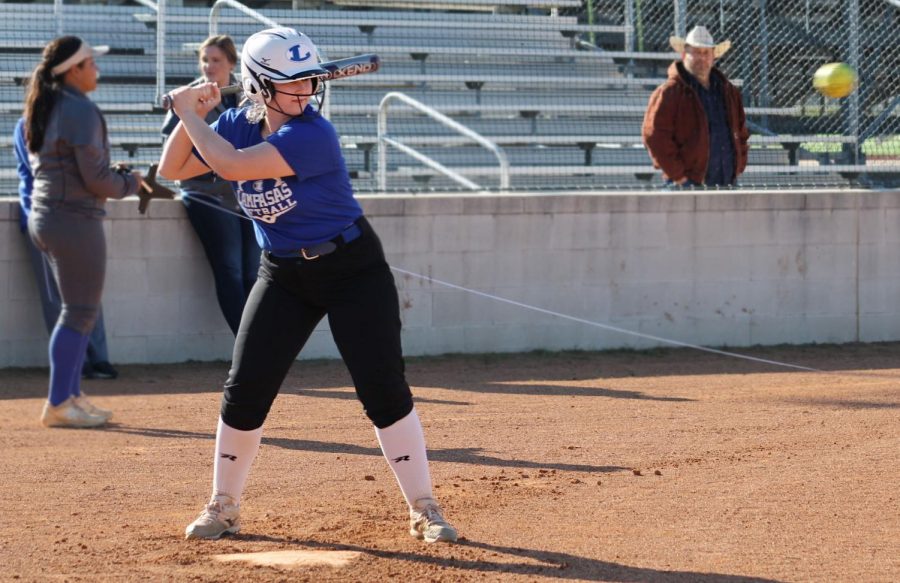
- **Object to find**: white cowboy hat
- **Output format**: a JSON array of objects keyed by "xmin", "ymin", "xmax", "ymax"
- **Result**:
[{"xmin": 669, "ymin": 26, "xmax": 732, "ymax": 58}]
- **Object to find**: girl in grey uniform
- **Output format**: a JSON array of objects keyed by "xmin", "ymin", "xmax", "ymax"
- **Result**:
[{"xmin": 25, "ymin": 36, "xmax": 142, "ymax": 427}]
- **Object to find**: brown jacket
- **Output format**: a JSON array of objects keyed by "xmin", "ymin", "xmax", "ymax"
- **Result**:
[{"xmin": 642, "ymin": 62, "xmax": 749, "ymax": 185}]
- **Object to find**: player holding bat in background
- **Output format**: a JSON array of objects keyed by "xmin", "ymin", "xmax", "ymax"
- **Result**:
[{"xmin": 159, "ymin": 27, "xmax": 458, "ymax": 543}]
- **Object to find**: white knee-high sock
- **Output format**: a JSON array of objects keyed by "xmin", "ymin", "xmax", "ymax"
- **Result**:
[
  {"xmin": 212, "ymin": 418, "xmax": 263, "ymax": 504},
  {"xmin": 375, "ymin": 408, "xmax": 434, "ymax": 509}
]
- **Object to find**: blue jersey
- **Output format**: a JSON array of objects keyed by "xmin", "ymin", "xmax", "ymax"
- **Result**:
[{"xmin": 210, "ymin": 106, "xmax": 362, "ymax": 254}]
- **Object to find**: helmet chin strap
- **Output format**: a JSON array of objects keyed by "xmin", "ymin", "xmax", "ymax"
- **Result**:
[
  {"xmin": 265, "ymin": 99, "xmax": 301, "ymax": 118},
  {"xmin": 264, "ymin": 79, "xmax": 325, "ymax": 119},
  {"xmin": 310, "ymin": 79, "xmax": 325, "ymax": 110}
]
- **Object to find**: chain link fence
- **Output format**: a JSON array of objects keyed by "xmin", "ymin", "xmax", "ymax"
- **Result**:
[
  {"xmin": 0, "ymin": 0, "xmax": 896, "ymax": 193},
  {"xmin": 580, "ymin": 0, "xmax": 900, "ymax": 186}
]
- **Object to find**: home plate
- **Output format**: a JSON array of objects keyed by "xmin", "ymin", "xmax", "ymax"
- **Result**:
[{"xmin": 214, "ymin": 550, "xmax": 360, "ymax": 569}]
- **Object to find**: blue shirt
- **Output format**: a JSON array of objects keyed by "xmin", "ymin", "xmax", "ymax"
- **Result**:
[
  {"xmin": 210, "ymin": 106, "xmax": 362, "ymax": 254},
  {"xmin": 13, "ymin": 117, "xmax": 33, "ymax": 232},
  {"xmin": 688, "ymin": 73, "xmax": 735, "ymax": 186}
]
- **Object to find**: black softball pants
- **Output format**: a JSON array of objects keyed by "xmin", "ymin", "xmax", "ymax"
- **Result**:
[{"xmin": 221, "ymin": 217, "xmax": 414, "ymax": 431}]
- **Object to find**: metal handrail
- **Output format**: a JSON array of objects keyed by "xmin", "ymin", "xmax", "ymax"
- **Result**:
[
  {"xmin": 131, "ymin": 0, "xmax": 166, "ymax": 107},
  {"xmin": 54, "ymin": 0, "xmax": 62, "ymax": 35},
  {"xmin": 208, "ymin": 0, "xmax": 331, "ymax": 117},
  {"xmin": 209, "ymin": 0, "xmax": 277, "ymax": 37},
  {"xmin": 156, "ymin": 0, "xmax": 165, "ymax": 108},
  {"xmin": 382, "ymin": 137, "xmax": 481, "ymax": 190},
  {"xmin": 377, "ymin": 91, "xmax": 510, "ymax": 191}
]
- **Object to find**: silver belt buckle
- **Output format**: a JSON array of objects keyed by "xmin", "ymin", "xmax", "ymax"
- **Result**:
[{"xmin": 300, "ymin": 248, "xmax": 320, "ymax": 260}]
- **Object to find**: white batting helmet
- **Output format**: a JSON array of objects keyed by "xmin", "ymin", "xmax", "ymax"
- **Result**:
[{"xmin": 240, "ymin": 27, "xmax": 328, "ymax": 105}]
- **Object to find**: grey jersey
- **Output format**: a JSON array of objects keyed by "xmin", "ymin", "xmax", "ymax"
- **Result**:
[{"xmin": 30, "ymin": 86, "xmax": 138, "ymax": 213}]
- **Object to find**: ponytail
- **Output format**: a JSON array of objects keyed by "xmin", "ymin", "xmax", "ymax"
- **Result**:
[{"xmin": 23, "ymin": 36, "xmax": 82, "ymax": 153}]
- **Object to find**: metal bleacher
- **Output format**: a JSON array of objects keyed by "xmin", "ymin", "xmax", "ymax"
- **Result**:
[
  {"xmin": 0, "ymin": 0, "xmax": 891, "ymax": 193},
  {"xmin": 170, "ymin": 3, "xmax": 684, "ymax": 190}
]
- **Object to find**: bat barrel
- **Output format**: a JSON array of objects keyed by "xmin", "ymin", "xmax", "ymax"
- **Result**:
[{"xmin": 323, "ymin": 54, "xmax": 380, "ymax": 80}]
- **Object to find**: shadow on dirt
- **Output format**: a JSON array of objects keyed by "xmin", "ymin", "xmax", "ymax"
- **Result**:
[
  {"xmin": 223, "ymin": 536, "xmax": 784, "ymax": 582},
  {"xmin": 2, "ymin": 342, "xmax": 898, "ymax": 402},
  {"xmin": 102, "ymin": 425, "xmax": 627, "ymax": 474},
  {"xmin": 777, "ymin": 397, "xmax": 899, "ymax": 409},
  {"xmin": 0, "ymin": 366, "xmax": 695, "ymax": 403},
  {"xmin": 291, "ymin": 388, "xmax": 473, "ymax": 406}
]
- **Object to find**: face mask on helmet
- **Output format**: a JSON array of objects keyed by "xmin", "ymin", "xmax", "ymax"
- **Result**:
[
  {"xmin": 269, "ymin": 76, "xmax": 325, "ymax": 100},
  {"xmin": 240, "ymin": 27, "xmax": 328, "ymax": 107}
]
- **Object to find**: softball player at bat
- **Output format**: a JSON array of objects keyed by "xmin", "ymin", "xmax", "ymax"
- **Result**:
[{"xmin": 158, "ymin": 27, "xmax": 457, "ymax": 543}]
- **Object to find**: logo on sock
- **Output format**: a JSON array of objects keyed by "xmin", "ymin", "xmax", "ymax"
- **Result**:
[
  {"xmin": 392, "ymin": 455, "xmax": 410, "ymax": 463},
  {"xmin": 220, "ymin": 453, "xmax": 237, "ymax": 461}
]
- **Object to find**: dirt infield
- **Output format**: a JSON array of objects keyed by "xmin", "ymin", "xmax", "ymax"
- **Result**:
[{"xmin": 1, "ymin": 344, "xmax": 898, "ymax": 582}]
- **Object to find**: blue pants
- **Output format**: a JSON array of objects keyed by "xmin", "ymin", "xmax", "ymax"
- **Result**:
[
  {"xmin": 183, "ymin": 193, "xmax": 260, "ymax": 335},
  {"xmin": 22, "ymin": 225, "xmax": 109, "ymax": 365}
]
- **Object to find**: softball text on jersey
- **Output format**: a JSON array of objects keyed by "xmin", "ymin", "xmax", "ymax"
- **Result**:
[
  {"xmin": 209, "ymin": 105, "xmax": 362, "ymax": 253},
  {"xmin": 235, "ymin": 178, "xmax": 296, "ymax": 223}
]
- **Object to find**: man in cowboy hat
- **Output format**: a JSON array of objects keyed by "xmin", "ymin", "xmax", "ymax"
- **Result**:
[{"xmin": 642, "ymin": 25, "xmax": 749, "ymax": 187}]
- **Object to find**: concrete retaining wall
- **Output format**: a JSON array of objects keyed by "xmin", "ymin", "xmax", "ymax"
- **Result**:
[{"xmin": 2, "ymin": 190, "xmax": 899, "ymax": 367}]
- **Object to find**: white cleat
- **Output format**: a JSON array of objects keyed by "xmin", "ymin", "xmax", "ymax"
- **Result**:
[
  {"xmin": 74, "ymin": 392, "xmax": 113, "ymax": 422},
  {"xmin": 40, "ymin": 397, "xmax": 107, "ymax": 428},
  {"xmin": 185, "ymin": 495, "xmax": 241, "ymax": 540},
  {"xmin": 409, "ymin": 497, "xmax": 458, "ymax": 543}
]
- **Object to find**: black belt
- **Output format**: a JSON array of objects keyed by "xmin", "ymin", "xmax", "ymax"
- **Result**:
[{"xmin": 272, "ymin": 220, "xmax": 363, "ymax": 261}]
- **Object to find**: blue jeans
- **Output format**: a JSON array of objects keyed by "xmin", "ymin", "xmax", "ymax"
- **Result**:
[
  {"xmin": 23, "ymin": 229, "xmax": 109, "ymax": 364},
  {"xmin": 183, "ymin": 192, "xmax": 260, "ymax": 335}
]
